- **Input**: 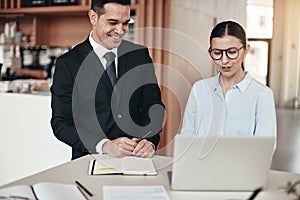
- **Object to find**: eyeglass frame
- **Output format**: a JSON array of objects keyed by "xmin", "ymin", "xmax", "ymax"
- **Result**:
[{"xmin": 208, "ymin": 46, "xmax": 245, "ymax": 60}]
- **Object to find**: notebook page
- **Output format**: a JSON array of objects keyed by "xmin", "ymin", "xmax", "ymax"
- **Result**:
[
  {"xmin": 33, "ymin": 182, "xmax": 86, "ymax": 200},
  {"xmin": 121, "ymin": 157, "xmax": 157, "ymax": 175},
  {"xmin": 0, "ymin": 185, "xmax": 36, "ymax": 199}
]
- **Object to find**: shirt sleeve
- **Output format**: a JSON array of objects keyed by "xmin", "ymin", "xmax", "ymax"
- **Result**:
[
  {"xmin": 95, "ymin": 139, "xmax": 110, "ymax": 154},
  {"xmin": 254, "ymin": 88, "xmax": 277, "ymax": 149}
]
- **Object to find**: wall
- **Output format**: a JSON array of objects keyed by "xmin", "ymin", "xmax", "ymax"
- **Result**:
[
  {"xmin": 0, "ymin": 93, "xmax": 71, "ymax": 186},
  {"xmin": 270, "ymin": 0, "xmax": 300, "ymax": 108}
]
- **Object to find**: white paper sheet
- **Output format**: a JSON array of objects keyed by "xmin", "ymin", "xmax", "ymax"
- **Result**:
[{"xmin": 103, "ymin": 185, "xmax": 170, "ymax": 200}]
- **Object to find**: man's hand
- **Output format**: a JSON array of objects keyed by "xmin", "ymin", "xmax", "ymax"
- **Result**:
[
  {"xmin": 102, "ymin": 137, "xmax": 138, "ymax": 157},
  {"xmin": 132, "ymin": 138, "xmax": 155, "ymax": 158}
]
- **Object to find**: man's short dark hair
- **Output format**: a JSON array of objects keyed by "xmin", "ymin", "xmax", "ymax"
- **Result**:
[{"xmin": 91, "ymin": 0, "xmax": 131, "ymax": 15}]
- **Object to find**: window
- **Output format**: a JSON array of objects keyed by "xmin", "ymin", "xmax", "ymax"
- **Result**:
[{"xmin": 245, "ymin": 0, "xmax": 273, "ymax": 85}]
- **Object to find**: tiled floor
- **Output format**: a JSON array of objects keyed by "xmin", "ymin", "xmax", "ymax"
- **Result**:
[{"xmin": 271, "ymin": 108, "xmax": 300, "ymax": 174}]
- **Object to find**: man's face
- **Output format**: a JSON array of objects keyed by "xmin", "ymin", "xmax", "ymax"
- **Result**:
[{"xmin": 90, "ymin": 3, "xmax": 131, "ymax": 49}]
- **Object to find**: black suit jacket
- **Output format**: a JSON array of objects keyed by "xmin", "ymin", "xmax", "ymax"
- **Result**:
[{"xmin": 51, "ymin": 38, "xmax": 165, "ymax": 159}]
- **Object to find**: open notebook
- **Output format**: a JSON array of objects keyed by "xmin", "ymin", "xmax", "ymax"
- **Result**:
[
  {"xmin": 89, "ymin": 156, "xmax": 157, "ymax": 176},
  {"xmin": 0, "ymin": 182, "xmax": 87, "ymax": 200}
]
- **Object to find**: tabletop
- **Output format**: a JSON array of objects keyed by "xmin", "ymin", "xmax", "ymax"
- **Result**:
[{"xmin": 1, "ymin": 155, "xmax": 299, "ymax": 200}]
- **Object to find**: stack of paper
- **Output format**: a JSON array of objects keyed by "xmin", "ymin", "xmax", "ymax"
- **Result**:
[{"xmin": 103, "ymin": 185, "xmax": 170, "ymax": 200}]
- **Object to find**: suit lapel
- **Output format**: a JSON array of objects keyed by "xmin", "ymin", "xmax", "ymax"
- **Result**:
[
  {"xmin": 78, "ymin": 38, "xmax": 114, "ymax": 93},
  {"xmin": 115, "ymin": 42, "xmax": 129, "ymax": 110},
  {"xmin": 117, "ymin": 41, "xmax": 129, "ymax": 80}
]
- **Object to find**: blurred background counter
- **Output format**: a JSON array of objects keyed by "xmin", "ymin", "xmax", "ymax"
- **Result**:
[
  {"xmin": 0, "ymin": 92, "xmax": 71, "ymax": 186},
  {"xmin": 0, "ymin": 79, "xmax": 51, "ymax": 95}
]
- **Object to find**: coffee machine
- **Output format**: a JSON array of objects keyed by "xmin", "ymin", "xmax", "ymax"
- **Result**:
[
  {"xmin": 20, "ymin": 46, "xmax": 45, "ymax": 70},
  {"xmin": 1, "ymin": 45, "xmax": 69, "ymax": 80}
]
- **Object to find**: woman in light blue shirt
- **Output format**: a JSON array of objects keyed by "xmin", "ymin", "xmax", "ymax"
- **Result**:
[{"xmin": 181, "ymin": 21, "xmax": 277, "ymax": 138}]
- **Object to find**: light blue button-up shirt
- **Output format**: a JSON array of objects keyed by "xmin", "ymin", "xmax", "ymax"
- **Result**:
[{"xmin": 181, "ymin": 72, "xmax": 277, "ymax": 138}]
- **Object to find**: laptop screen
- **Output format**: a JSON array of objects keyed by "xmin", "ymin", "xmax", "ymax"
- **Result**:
[{"xmin": 171, "ymin": 134, "xmax": 275, "ymax": 191}]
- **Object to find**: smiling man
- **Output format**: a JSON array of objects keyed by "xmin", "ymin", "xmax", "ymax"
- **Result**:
[{"xmin": 50, "ymin": 0, "xmax": 165, "ymax": 160}]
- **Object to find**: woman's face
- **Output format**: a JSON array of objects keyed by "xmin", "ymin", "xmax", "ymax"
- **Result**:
[{"xmin": 210, "ymin": 35, "xmax": 249, "ymax": 78}]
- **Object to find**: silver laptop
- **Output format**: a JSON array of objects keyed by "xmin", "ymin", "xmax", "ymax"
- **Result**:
[{"xmin": 171, "ymin": 134, "xmax": 275, "ymax": 191}]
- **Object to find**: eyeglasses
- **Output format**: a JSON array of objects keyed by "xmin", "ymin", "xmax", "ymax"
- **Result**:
[{"xmin": 208, "ymin": 46, "xmax": 244, "ymax": 60}]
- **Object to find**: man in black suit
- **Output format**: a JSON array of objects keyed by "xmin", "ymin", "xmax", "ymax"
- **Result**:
[{"xmin": 51, "ymin": 0, "xmax": 165, "ymax": 160}]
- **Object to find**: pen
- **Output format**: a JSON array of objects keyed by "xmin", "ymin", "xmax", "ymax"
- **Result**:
[
  {"xmin": 134, "ymin": 130, "xmax": 153, "ymax": 142},
  {"xmin": 248, "ymin": 187, "xmax": 262, "ymax": 200},
  {"xmin": 75, "ymin": 180, "xmax": 93, "ymax": 197}
]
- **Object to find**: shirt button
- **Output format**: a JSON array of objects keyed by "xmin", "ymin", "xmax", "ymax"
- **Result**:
[{"xmin": 117, "ymin": 114, "xmax": 122, "ymax": 119}]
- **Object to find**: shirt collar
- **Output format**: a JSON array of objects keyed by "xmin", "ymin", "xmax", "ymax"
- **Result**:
[
  {"xmin": 236, "ymin": 72, "xmax": 251, "ymax": 93},
  {"xmin": 89, "ymin": 31, "xmax": 118, "ymax": 59},
  {"xmin": 213, "ymin": 71, "xmax": 252, "ymax": 93},
  {"xmin": 213, "ymin": 72, "xmax": 221, "ymax": 92}
]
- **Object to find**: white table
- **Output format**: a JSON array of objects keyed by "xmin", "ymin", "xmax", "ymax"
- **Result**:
[{"xmin": 1, "ymin": 155, "xmax": 299, "ymax": 200}]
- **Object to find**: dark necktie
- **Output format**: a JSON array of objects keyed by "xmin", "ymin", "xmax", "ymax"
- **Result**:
[{"xmin": 103, "ymin": 52, "xmax": 117, "ymax": 87}]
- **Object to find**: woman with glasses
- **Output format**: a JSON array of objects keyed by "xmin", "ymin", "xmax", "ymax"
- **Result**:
[{"xmin": 181, "ymin": 21, "xmax": 277, "ymax": 138}]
